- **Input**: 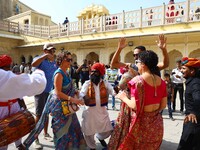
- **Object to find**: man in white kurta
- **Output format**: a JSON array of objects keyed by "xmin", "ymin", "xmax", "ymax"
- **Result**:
[
  {"xmin": 79, "ymin": 63, "xmax": 115, "ymax": 150},
  {"xmin": 0, "ymin": 55, "xmax": 46, "ymax": 150}
]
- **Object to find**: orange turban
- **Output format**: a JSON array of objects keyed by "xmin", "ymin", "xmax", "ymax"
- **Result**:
[
  {"xmin": 0, "ymin": 55, "xmax": 12, "ymax": 67},
  {"xmin": 181, "ymin": 57, "xmax": 200, "ymax": 68},
  {"xmin": 91, "ymin": 63, "xmax": 105, "ymax": 76}
]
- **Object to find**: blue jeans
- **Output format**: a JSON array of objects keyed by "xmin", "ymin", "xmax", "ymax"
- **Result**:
[
  {"xmin": 167, "ymin": 97, "xmax": 173, "ymax": 118},
  {"xmin": 112, "ymin": 96, "xmax": 115, "ymax": 108}
]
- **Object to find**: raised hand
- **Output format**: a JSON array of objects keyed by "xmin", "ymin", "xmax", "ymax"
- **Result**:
[
  {"xmin": 156, "ymin": 34, "xmax": 167, "ymax": 50},
  {"xmin": 118, "ymin": 37, "xmax": 127, "ymax": 50}
]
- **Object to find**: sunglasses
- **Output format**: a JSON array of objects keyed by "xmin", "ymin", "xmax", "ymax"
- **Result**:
[
  {"xmin": 64, "ymin": 58, "xmax": 73, "ymax": 62},
  {"xmin": 133, "ymin": 53, "xmax": 139, "ymax": 57}
]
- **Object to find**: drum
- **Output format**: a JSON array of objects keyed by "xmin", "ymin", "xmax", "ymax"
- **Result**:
[{"xmin": 0, "ymin": 110, "xmax": 35, "ymax": 147}]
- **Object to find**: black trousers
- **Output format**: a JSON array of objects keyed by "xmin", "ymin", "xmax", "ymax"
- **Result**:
[
  {"xmin": 177, "ymin": 121, "xmax": 200, "ymax": 150},
  {"xmin": 173, "ymin": 83, "xmax": 184, "ymax": 111}
]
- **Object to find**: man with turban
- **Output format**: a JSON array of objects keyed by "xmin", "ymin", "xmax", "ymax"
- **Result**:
[
  {"xmin": 0, "ymin": 55, "xmax": 46, "ymax": 150},
  {"xmin": 79, "ymin": 63, "xmax": 116, "ymax": 150},
  {"xmin": 178, "ymin": 57, "xmax": 200, "ymax": 149}
]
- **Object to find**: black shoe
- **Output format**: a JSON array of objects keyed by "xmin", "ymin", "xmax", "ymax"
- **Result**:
[
  {"xmin": 17, "ymin": 144, "xmax": 26, "ymax": 150},
  {"xmin": 98, "ymin": 139, "xmax": 107, "ymax": 147},
  {"xmin": 170, "ymin": 117, "xmax": 175, "ymax": 121}
]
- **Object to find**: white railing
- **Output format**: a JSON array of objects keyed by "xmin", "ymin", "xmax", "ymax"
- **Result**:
[
  {"xmin": 0, "ymin": 20, "xmax": 19, "ymax": 33},
  {"xmin": 1, "ymin": 0, "xmax": 200, "ymax": 37}
]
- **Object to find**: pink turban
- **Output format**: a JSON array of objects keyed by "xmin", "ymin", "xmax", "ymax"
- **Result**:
[
  {"xmin": 0, "ymin": 55, "xmax": 12, "ymax": 67},
  {"xmin": 91, "ymin": 63, "xmax": 105, "ymax": 76}
]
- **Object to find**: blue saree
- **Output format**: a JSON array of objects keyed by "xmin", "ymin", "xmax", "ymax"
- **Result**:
[{"xmin": 24, "ymin": 69, "xmax": 86, "ymax": 150}]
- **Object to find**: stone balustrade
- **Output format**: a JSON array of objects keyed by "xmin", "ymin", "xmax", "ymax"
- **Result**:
[{"xmin": 1, "ymin": 0, "xmax": 200, "ymax": 38}]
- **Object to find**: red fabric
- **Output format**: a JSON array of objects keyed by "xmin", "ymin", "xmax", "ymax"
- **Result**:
[
  {"xmin": 119, "ymin": 76, "xmax": 163, "ymax": 150},
  {"xmin": 120, "ymin": 67, "xmax": 128, "ymax": 74},
  {"xmin": 143, "ymin": 79, "xmax": 167, "ymax": 106},
  {"xmin": 182, "ymin": 57, "xmax": 200, "ymax": 68},
  {"xmin": 0, "ymin": 55, "xmax": 12, "ymax": 67},
  {"xmin": 108, "ymin": 76, "xmax": 164, "ymax": 150},
  {"xmin": 91, "ymin": 63, "xmax": 105, "ymax": 76}
]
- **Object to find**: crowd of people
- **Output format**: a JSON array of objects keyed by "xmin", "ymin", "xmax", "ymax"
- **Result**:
[{"xmin": 0, "ymin": 33, "xmax": 200, "ymax": 150}]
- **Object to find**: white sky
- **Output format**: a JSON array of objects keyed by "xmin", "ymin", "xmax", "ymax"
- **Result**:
[{"xmin": 19, "ymin": 0, "xmax": 184, "ymax": 24}]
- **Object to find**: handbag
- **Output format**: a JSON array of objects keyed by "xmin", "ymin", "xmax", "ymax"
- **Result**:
[{"xmin": 61, "ymin": 100, "xmax": 79, "ymax": 116}]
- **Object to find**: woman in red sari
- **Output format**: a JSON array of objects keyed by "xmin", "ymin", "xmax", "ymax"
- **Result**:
[{"xmin": 108, "ymin": 50, "xmax": 167, "ymax": 150}]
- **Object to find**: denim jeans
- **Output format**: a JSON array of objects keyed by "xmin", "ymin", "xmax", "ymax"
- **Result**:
[
  {"xmin": 167, "ymin": 97, "xmax": 173, "ymax": 118},
  {"xmin": 112, "ymin": 96, "xmax": 115, "ymax": 108}
]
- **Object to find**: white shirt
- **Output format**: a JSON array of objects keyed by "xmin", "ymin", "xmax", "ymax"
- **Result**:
[
  {"xmin": 171, "ymin": 68, "xmax": 185, "ymax": 84},
  {"xmin": 0, "ymin": 69, "xmax": 46, "ymax": 101},
  {"xmin": 79, "ymin": 79, "xmax": 115, "ymax": 136}
]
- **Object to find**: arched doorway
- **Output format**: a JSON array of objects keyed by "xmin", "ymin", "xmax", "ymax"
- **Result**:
[
  {"xmin": 189, "ymin": 49, "xmax": 200, "ymax": 59},
  {"xmin": 71, "ymin": 53, "xmax": 77, "ymax": 64},
  {"xmin": 86, "ymin": 52, "xmax": 99, "ymax": 64},
  {"xmin": 21, "ymin": 55, "xmax": 26, "ymax": 63},
  {"xmin": 168, "ymin": 50, "xmax": 183, "ymax": 72},
  {"xmin": 28, "ymin": 55, "xmax": 33, "ymax": 63},
  {"xmin": 125, "ymin": 51, "xmax": 134, "ymax": 63},
  {"xmin": 109, "ymin": 52, "xmax": 121, "ymax": 64}
]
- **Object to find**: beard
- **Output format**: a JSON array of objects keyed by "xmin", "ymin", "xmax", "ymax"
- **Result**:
[{"xmin": 90, "ymin": 74, "xmax": 101, "ymax": 85}]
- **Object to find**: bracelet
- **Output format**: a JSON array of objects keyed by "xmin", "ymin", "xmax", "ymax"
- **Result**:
[{"xmin": 67, "ymin": 96, "xmax": 71, "ymax": 101}]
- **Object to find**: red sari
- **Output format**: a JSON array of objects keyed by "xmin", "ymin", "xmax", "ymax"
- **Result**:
[{"xmin": 108, "ymin": 76, "xmax": 164, "ymax": 150}]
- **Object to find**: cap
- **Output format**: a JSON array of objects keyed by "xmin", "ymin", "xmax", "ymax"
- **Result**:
[{"xmin": 43, "ymin": 43, "xmax": 56, "ymax": 51}]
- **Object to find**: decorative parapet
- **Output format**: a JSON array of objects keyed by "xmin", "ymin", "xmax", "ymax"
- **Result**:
[{"xmin": 1, "ymin": 0, "xmax": 200, "ymax": 38}]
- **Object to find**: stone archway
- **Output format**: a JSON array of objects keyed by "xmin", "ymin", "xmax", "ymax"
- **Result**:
[
  {"xmin": 168, "ymin": 50, "xmax": 183, "ymax": 71},
  {"xmin": 86, "ymin": 52, "xmax": 99, "ymax": 64},
  {"xmin": 71, "ymin": 53, "xmax": 77, "ymax": 64},
  {"xmin": 21, "ymin": 55, "xmax": 26, "ymax": 63},
  {"xmin": 189, "ymin": 49, "xmax": 200, "ymax": 59},
  {"xmin": 125, "ymin": 51, "xmax": 134, "ymax": 63},
  {"xmin": 28, "ymin": 55, "xmax": 33, "ymax": 63},
  {"xmin": 109, "ymin": 52, "xmax": 121, "ymax": 64}
]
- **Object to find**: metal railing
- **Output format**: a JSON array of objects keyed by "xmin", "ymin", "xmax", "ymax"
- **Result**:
[{"xmin": 1, "ymin": 0, "xmax": 200, "ymax": 38}]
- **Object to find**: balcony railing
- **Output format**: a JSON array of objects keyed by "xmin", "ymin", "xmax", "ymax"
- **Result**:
[
  {"xmin": 1, "ymin": 0, "xmax": 200, "ymax": 38},
  {"xmin": 0, "ymin": 20, "xmax": 19, "ymax": 34}
]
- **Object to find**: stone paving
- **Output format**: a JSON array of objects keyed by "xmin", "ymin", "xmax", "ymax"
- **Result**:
[{"xmin": 8, "ymin": 96, "xmax": 184, "ymax": 150}]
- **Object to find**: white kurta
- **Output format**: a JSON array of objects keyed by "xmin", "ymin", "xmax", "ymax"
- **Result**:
[
  {"xmin": 0, "ymin": 69, "xmax": 46, "ymax": 149},
  {"xmin": 0, "ymin": 69, "xmax": 46, "ymax": 101},
  {"xmin": 80, "ymin": 79, "xmax": 115, "ymax": 136}
]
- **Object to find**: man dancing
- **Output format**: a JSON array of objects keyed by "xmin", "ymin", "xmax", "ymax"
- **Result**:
[{"xmin": 79, "ymin": 63, "xmax": 116, "ymax": 150}]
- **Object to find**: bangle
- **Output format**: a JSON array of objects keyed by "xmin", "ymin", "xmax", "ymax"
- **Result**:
[{"xmin": 67, "ymin": 96, "xmax": 71, "ymax": 101}]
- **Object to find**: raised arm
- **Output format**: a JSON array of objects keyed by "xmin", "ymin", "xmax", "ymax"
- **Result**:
[
  {"xmin": 110, "ymin": 38, "xmax": 128, "ymax": 69},
  {"xmin": 156, "ymin": 34, "xmax": 169, "ymax": 70},
  {"xmin": 32, "ymin": 54, "xmax": 54, "ymax": 67}
]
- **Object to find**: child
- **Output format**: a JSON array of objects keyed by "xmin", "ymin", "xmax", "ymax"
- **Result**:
[{"xmin": 164, "ymin": 73, "xmax": 175, "ymax": 121}]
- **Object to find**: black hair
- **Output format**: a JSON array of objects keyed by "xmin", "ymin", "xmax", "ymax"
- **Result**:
[
  {"xmin": 164, "ymin": 73, "xmax": 170, "ymax": 77},
  {"xmin": 138, "ymin": 50, "xmax": 160, "ymax": 75},
  {"xmin": 56, "ymin": 51, "xmax": 71, "ymax": 66},
  {"xmin": 176, "ymin": 60, "xmax": 181, "ymax": 63},
  {"xmin": 134, "ymin": 46, "xmax": 146, "ymax": 52}
]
